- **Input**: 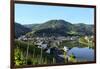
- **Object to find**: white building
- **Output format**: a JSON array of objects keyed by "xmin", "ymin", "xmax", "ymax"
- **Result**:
[
  {"xmin": 38, "ymin": 44, "xmax": 48, "ymax": 49},
  {"xmin": 63, "ymin": 46, "xmax": 69, "ymax": 52},
  {"xmin": 46, "ymin": 49, "xmax": 50, "ymax": 54},
  {"xmin": 18, "ymin": 35, "xmax": 28, "ymax": 41}
]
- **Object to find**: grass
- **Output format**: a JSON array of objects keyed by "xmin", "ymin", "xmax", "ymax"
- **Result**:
[
  {"xmin": 69, "ymin": 54, "xmax": 77, "ymax": 62},
  {"xmin": 59, "ymin": 36, "xmax": 94, "ymax": 49},
  {"xmin": 14, "ymin": 36, "xmax": 94, "ymax": 66},
  {"xmin": 14, "ymin": 40, "xmax": 56, "ymax": 66}
]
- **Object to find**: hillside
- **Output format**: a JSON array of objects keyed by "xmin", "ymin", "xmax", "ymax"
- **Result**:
[
  {"xmin": 15, "ymin": 23, "xmax": 32, "ymax": 38},
  {"xmin": 16, "ymin": 19, "xmax": 94, "ymax": 37}
]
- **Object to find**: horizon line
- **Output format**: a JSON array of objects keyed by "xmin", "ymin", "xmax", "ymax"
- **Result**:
[{"xmin": 15, "ymin": 19, "xmax": 94, "ymax": 25}]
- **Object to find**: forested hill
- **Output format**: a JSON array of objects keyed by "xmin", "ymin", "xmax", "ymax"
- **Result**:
[
  {"xmin": 15, "ymin": 23, "xmax": 32, "ymax": 38},
  {"xmin": 15, "ymin": 20, "xmax": 94, "ymax": 38}
]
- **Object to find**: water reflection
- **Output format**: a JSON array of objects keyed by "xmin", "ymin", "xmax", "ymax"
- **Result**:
[{"xmin": 68, "ymin": 47, "xmax": 94, "ymax": 61}]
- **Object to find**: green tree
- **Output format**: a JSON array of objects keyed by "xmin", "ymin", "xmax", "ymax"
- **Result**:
[{"xmin": 14, "ymin": 48, "xmax": 25, "ymax": 66}]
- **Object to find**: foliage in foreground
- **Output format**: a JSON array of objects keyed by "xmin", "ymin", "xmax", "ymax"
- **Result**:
[{"xmin": 14, "ymin": 40, "xmax": 55, "ymax": 66}]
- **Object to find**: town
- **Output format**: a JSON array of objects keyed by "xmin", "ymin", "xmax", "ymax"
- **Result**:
[{"xmin": 16, "ymin": 35, "xmax": 94, "ymax": 64}]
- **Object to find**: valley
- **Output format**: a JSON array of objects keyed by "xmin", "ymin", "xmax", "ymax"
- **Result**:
[{"xmin": 14, "ymin": 19, "xmax": 94, "ymax": 66}]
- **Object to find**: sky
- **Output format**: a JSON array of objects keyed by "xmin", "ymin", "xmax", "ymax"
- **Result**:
[{"xmin": 15, "ymin": 3, "xmax": 94, "ymax": 25}]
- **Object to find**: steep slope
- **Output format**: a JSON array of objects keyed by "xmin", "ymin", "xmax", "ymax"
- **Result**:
[
  {"xmin": 29, "ymin": 20, "xmax": 77, "ymax": 37},
  {"xmin": 15, "ymin": 23, "xmax": 32, "ymax": 38},
  {"xmin": 74, "ymin": 23, "xmax": 94, "ymax": 35},
  {"xmin": 18, "ymin": 19, "xmax": 94, "ymax": 37}
]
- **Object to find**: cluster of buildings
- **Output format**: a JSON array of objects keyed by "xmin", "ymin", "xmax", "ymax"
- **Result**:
[
  {"xmin": 17, "ymin": 35, "xmax": 80, "ymax": 49},
  {"xmin": 17, "ymin": 35, "xmax": 94, "ymax": 63},
  {"xmin": 18, "ymin": 35, "xmax": 94, "ymax": 49}
]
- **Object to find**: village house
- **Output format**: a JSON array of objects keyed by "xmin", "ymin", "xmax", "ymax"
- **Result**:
[{"xmin": 18, "ymin": 35, "xmax": 28, "ymax": 41}]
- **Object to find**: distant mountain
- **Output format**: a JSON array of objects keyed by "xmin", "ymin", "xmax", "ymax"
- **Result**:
[
  {"xmin": 15, "ymin": 23, "xmax": 32, "ymax": 38},
  {"xmin": 24, "ymin": 20, "xmax": 94, "ymax": 37},
  {"xmin": 74, "ymin": 23, "xmax": 94, "ymax": 35},
  {"xmin": 15, "ymin": 19, "xmax": 94, "ymax": 38},
  {"xmin": 32, "ymin": 20, "xmax": 75, "ymax": 37},
  {"xmin": 24, "ymin": 24, "xmax": 39, "ymax": 29}
]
